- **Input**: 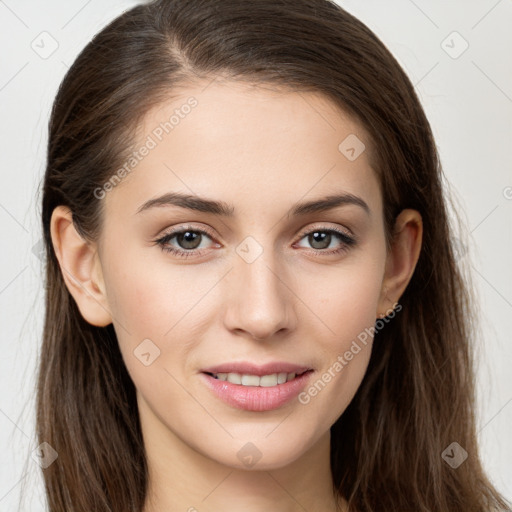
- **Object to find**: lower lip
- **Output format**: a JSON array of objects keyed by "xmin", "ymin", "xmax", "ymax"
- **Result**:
[{"xmin": 200, "ymin": 370, "xmax": 314, "ymax": 412}]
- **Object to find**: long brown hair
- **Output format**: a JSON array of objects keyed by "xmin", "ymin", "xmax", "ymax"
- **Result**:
[{"xmin": 33, "ymin": 0, "xmax": 511, "ymax": 510}]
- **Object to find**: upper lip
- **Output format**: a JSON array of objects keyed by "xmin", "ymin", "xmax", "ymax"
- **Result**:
[{"xmin": 201, "ymin": 361, "xmax": 313, "ymax": 376}]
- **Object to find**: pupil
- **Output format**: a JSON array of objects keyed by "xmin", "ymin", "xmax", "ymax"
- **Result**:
[
  {"xmin": 310, "ymin": 231, "xmax": 330, "ymax": 249},
  {"xmin": 179, "ymin": 231, "xmax": 201, "ymax": 249}
]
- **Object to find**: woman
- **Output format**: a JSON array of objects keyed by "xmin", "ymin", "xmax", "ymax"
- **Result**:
[{"xmin": 35, "ymin": 0, "xmax": 511, "ymax": 510}]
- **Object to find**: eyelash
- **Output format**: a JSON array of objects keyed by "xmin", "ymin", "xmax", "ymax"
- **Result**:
[{"xmin": 154, "ymin": 224, "xmax": 357, "ymax": 259}]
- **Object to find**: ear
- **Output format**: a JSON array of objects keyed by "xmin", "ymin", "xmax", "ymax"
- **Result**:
[
  {"xmin": 50, "ymin": 205, "xmax": 112, "ymax": 327},
  {"xmin": 376, "ymin": 209, "xmax": 423, "ymax": 319}
]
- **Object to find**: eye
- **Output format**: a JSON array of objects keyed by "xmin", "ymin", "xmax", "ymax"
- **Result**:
[
  {"xmin": 154, "ymin": 224, "xmax": 357, "ymax": 259},
  {"xmin": 294, "ymin": 226, "xmax": 357, "ymax": 255},
  {"xmin": 154, "ymin": 225, "xmax": 218, "ymax": 259}
]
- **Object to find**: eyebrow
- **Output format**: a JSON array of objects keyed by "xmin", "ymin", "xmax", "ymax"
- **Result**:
[{"xmin": 135, "ymin": 191, "xmax": 370, "ymax": 217}]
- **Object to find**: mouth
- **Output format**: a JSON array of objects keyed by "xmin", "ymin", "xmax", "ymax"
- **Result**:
[
  {"xmin": 200, "ymin": 369, "xmax": 315, "ymax": 411},
  {"xmin": 202, "ymin": 369, "xmax": 313, "ymax": 387}
]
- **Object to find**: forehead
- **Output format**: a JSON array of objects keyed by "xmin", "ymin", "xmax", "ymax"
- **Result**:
[
  {"xmin": 138, "ymin": 79, "xmax": 371, "ymax": 162},
  {"xmin": 104, "ymin": 79, "xmax": 380, "ymax": 221}
]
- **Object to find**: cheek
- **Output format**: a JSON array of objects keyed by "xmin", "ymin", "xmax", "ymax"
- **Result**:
[
  {"xmin": 308, "ymin": 256, "xmax": 384, "ymax": 344},
  {"xmin": 295, "ymin": 253, "xmax": 384, "ymax": 418},
  {"xmin": 297, "ymin": 280, "xmax": 377, "ymax": 431},
  {"xmin": 102, "ymin": 246, "xmax": 202, "ymax": 337},
  {"xmin": 104, "ymin": 261, "xmax": 196, "ymax": 412},
  {"xmin": 321, "ymin": 276, "xmax": 380, "ymax": 340},
  {"xmin": 101, "ymin": 249, "xmax": 219, "ymax": 380}
]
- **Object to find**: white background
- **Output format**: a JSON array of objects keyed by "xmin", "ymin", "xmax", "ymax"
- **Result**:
[{"xmin": 0, "ymin": 0, "xmax": 510, "ymax": 510}]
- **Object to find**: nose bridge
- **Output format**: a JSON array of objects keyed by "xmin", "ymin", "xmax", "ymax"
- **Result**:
[{"xmin": 224, "ymin": 234, "xmax": 294, "ymax": 339}]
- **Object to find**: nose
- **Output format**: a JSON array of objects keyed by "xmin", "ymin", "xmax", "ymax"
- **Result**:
[{"xmin": 223, "ymin": 248, "xmax": 297, "ymax": 341}]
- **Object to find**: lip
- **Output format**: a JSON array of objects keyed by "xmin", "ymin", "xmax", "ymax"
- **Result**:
[
  {"xmin": 201, "ymin": 361, "xmax": 313, "ymax": 376},
  {"xmin": 200, "ymin": 369, "xmax": 314, "ymax": 412}
]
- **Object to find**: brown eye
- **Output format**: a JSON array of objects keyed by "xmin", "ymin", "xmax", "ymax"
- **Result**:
[
  {"xmin": 174, "ymin": 231, "xmax": 203, "ymax": 250},
  {"xmin": 307, "ymin": 231, "xmax": 333, "ymax": 250},
  {"xmin": 155, "ymin": 226, "xmax": 217, "ymax": 258},
  {"xmin": 295, "ymin": 227, "xmax": 356, "ymax": 255}
]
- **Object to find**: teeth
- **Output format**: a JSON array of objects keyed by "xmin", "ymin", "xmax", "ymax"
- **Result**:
[{"xmin": 212, "ymin": 371, "xmax": 300, "ymax": 386}]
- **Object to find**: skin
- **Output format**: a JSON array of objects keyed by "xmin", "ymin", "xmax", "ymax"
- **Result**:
[{"xmin": 50, "ymin": 79, "xmax": 422, "ymax": 512}]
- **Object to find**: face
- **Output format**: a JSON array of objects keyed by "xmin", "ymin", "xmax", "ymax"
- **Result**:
[{"xmin": 96, "ymin": 79, "xmax": 388, "ymax": 470}]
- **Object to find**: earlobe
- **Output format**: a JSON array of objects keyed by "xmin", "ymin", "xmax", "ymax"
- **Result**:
[
  {"xmin": 50, "ymin": 205, "xmax": 112, "ymax": 327},
  {"xmin": 377, "ymin": 209, "xmax": 423, "ymax": 318}
]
